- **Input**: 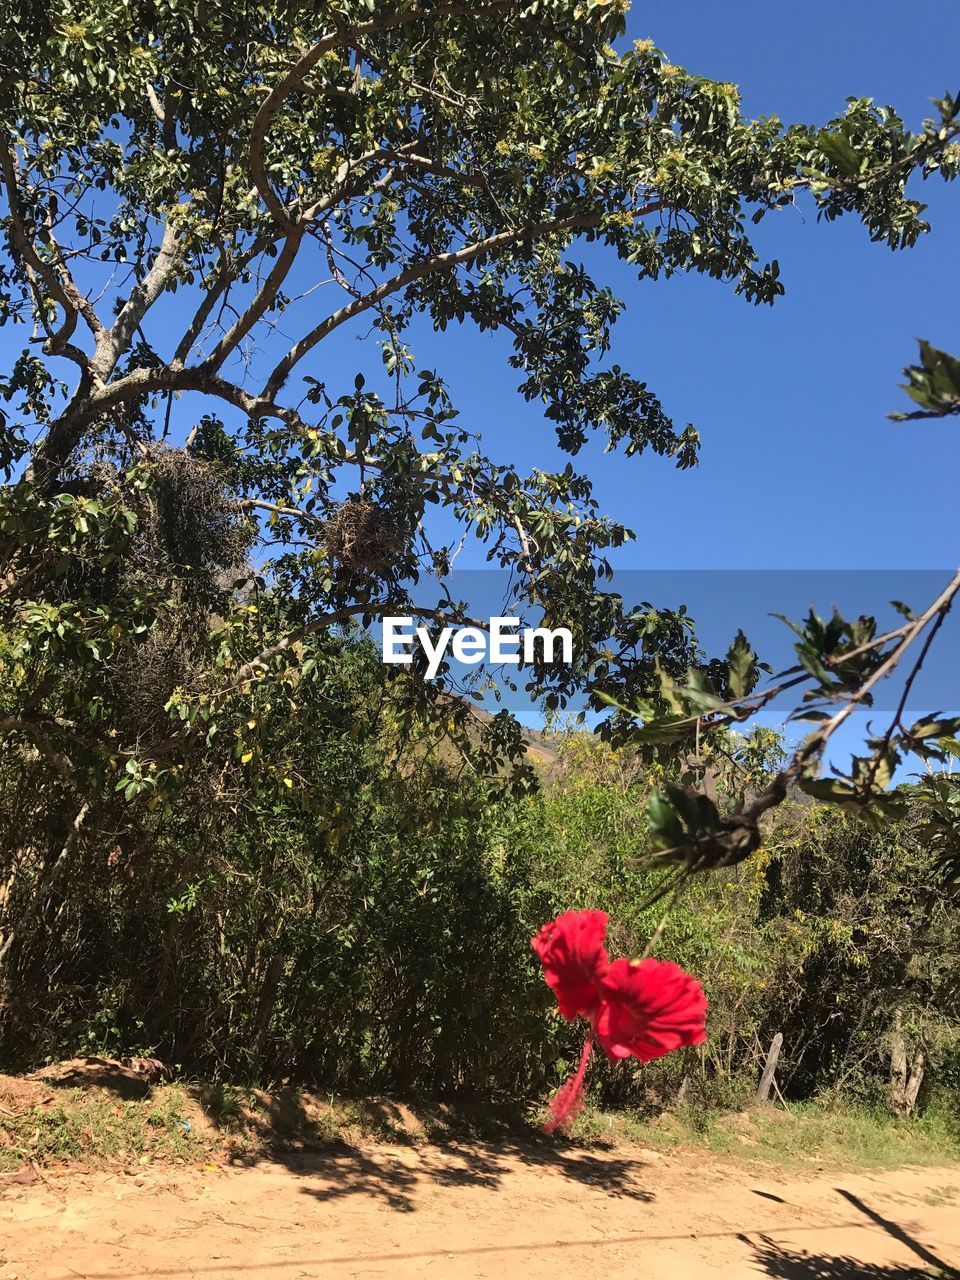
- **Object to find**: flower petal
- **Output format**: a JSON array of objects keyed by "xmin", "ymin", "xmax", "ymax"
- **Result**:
[
  {"xmin": 595, "ymin": 957, "xmax": 707, "ymax": 1062},
  {"xmin": 531, "ymin": 909, "xmax": 610, "ymax": 1022}
]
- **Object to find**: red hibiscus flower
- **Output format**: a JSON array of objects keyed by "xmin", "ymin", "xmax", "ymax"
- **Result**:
[
  {"xmin": 594, "ymin": 957, "xmax": 708, "ymax": 1062},
  {"xmin": 530, "ymin": 908, "xmax": 610, "ymax": 1022},
  {"xmin": 531, "ymin": 910, "xmax": 707, "ymax": 1133}
]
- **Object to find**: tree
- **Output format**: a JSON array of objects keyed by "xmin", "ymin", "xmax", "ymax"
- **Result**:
[{"xmin": 1, "ymin": 1, "xmax": 958, "ymax": 916}]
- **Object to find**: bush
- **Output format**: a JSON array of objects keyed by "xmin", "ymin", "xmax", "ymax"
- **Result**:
[{"xmin": 1, "ymin": 655, "xmax": 956, "ymax": 1116}]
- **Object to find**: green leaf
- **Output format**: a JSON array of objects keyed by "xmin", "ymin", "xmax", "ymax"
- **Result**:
[
  {"xmin": 799, "ymin": 777, "xmax": 860, "ymax": 805},
  {"xmin": 646, "ymin": 788, "xmax": 685, "ymax": 849},
  {"xmin": 908, "ymin": 715, "xmax": 960, "ymax": 741},
  {"xmin": 817, "ymin": 130, "xmax": 864, "ymax": 176},
  {"xmin": 726, "ymin": 629, "xmax": 759, "ymax": 699}
]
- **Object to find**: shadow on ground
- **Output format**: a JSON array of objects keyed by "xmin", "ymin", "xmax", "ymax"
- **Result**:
[
  {"xmin": 284, "ymin": 1136, "xmax": 656, "ymax": 1213},
  {"xmin": 748, "ymin": 1184, "xmax": 960, "ymax": 1280},
  {"xmin": 24, "ymin": 1056, "xmax": 153, "ymax": 1100},
  {"xmin": 749, "ymin": 1237, "xmax": 950, "ymax": 1279},
  {"xmin": 205, "ymin": 1092, "xmax": 657, "ymax": 1212}
]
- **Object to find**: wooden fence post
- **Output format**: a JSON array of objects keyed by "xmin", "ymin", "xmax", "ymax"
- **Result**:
[{"xmin": 757, "ymin": 1031, "xmax": 783, "ymax": 1103}]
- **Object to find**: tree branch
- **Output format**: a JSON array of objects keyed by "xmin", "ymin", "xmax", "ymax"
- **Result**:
[
  {"xmin": 204, "ymin": 227, "xmax": 303, "ymax": 370},
  {"xmin": 93, "ymin": 218, "xmax": 181, "ymax": 380},
  {"xmin": 0, "ymin": 713, "xmax": 79, "ymax": 777},
  {"xmin": 171, "ymin": 235, "xmax": 273, "ymax": 367},
  {"xmin": 795, "ymin": 567, "xmax": 960, "ymax": 771},
  {"xmin": 264, "ymin": 205, "xmax": 660, "ymax": 398},
  {"xmin": 248, "ymin": 0, "xmax": 528, "ymax": 227},
  {"xmin": 222, "ymin": 604, "xmax": 381, "ymax": 687},
  {"xmin": 0, "ymin": 140, "xmax": 105, "ymax": 353},
  {"xmin": 144, "ymin": 82, "xmax": 165, "ymax": 124}
]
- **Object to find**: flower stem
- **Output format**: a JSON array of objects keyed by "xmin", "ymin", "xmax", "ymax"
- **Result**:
[{"xmin": 543, "ymin": 1030, "xmax": 594, "ymax": 1135}]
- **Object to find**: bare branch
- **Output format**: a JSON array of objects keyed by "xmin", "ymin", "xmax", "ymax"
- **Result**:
[
  {"xmin": 204, "ymin": 227, "xmax": 303, "ymax": 370},
  {"xmin": 0, "ymin": 140, "xmax": 105, "ymax": 353},
  {"xmin": 93, "ymin": 218, "xmax": 181, "ymax": 380},
  {"xmin": 172, "ymin": 235, "xmax": 273, "ymax": 367},
  {"xmin": 238, "ymin": 497, "xmax": 323, "ymax": 526},
  {"xmin": 144, "ymin": 82, "xmax": 165, "ymax": 124}
]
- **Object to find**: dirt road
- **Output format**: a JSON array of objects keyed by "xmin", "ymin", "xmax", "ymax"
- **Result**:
[{"xmin": 2, "ymin": 1140, "xmax": 959, "ymax": 1279}]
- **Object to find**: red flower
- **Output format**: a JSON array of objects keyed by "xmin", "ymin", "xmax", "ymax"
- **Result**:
[
  {"xmin": 531, "ymin": 909, "xmax": 609, "ymax": 1022},
  {"xmin": 531, "ymin": 911, "xmax": 708, "ymax": 1133},
  {"xmin": 594, "ymin": 957, "xmax": 708, "ymax": 1062}
]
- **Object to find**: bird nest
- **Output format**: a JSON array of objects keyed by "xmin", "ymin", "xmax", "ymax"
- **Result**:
[
  {"xmin": 322, "ymin": 497, "xmax": 406, "ymax": 575},
  {"xmin": 144, "ymin": 448, "xmax": 249, "ymax": 579}
]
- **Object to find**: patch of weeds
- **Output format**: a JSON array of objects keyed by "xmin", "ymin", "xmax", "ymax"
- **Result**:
[
  {"xmin": 4, "ymin": 1078, "xmax": 958, "ymax": 1177},
  {"xmin": 723, "ymin": 1102, "xmax": 960, "ymax": 1171},
  {"xmin": 202, "ymin": 1082, "xmax": 248, "ymax": 1129},
  {"xmin": 300, "ymin": 1098, "xmax": 354, "ymax": 1145},
  {"xmin": 559, "ymin": 1098, "xmax": 960, "ymax": 1173},
  {"xmin": 0, "ymin": 1085, "xmax": 200, "ymax": 1170}
]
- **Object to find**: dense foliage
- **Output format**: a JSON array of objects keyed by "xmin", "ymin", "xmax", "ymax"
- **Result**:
[{"xmin": 2, "ymin": 646, "xmax": 956, "ymax": 1123}]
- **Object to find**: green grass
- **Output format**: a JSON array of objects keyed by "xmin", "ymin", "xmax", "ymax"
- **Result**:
[
  {"xmin": 565, "ymin": 1099, "xmax": 960, "ymax": 1171},
  {"xmin": 3, "ymin": 1080, "xmax": 959, "ymax": 1174},
  {"xmin": 0, "ymin": 1085, "xmax": 200, "ymax": 1171}
]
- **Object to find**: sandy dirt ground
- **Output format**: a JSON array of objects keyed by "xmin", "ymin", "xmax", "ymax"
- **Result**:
[{"xmin": 1, "ymin": 1140, "xmax": 959, "ymax": 1280}]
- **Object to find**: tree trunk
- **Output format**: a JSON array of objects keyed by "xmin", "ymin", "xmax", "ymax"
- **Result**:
[
  {"xmin": 904, "ymin": 1049, "xmax": 925, "ymax": 1116},
  {"xmin": 888, "ymin": 1009, "xmax": 910, "ymax": 1115},
  {"xmin": 253, "ymin": 951, "xmax": 286, "ymax": 1064},
  {"xmin": 0, "ymin": 803, "xmax": 89, "ymax": 998}
]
